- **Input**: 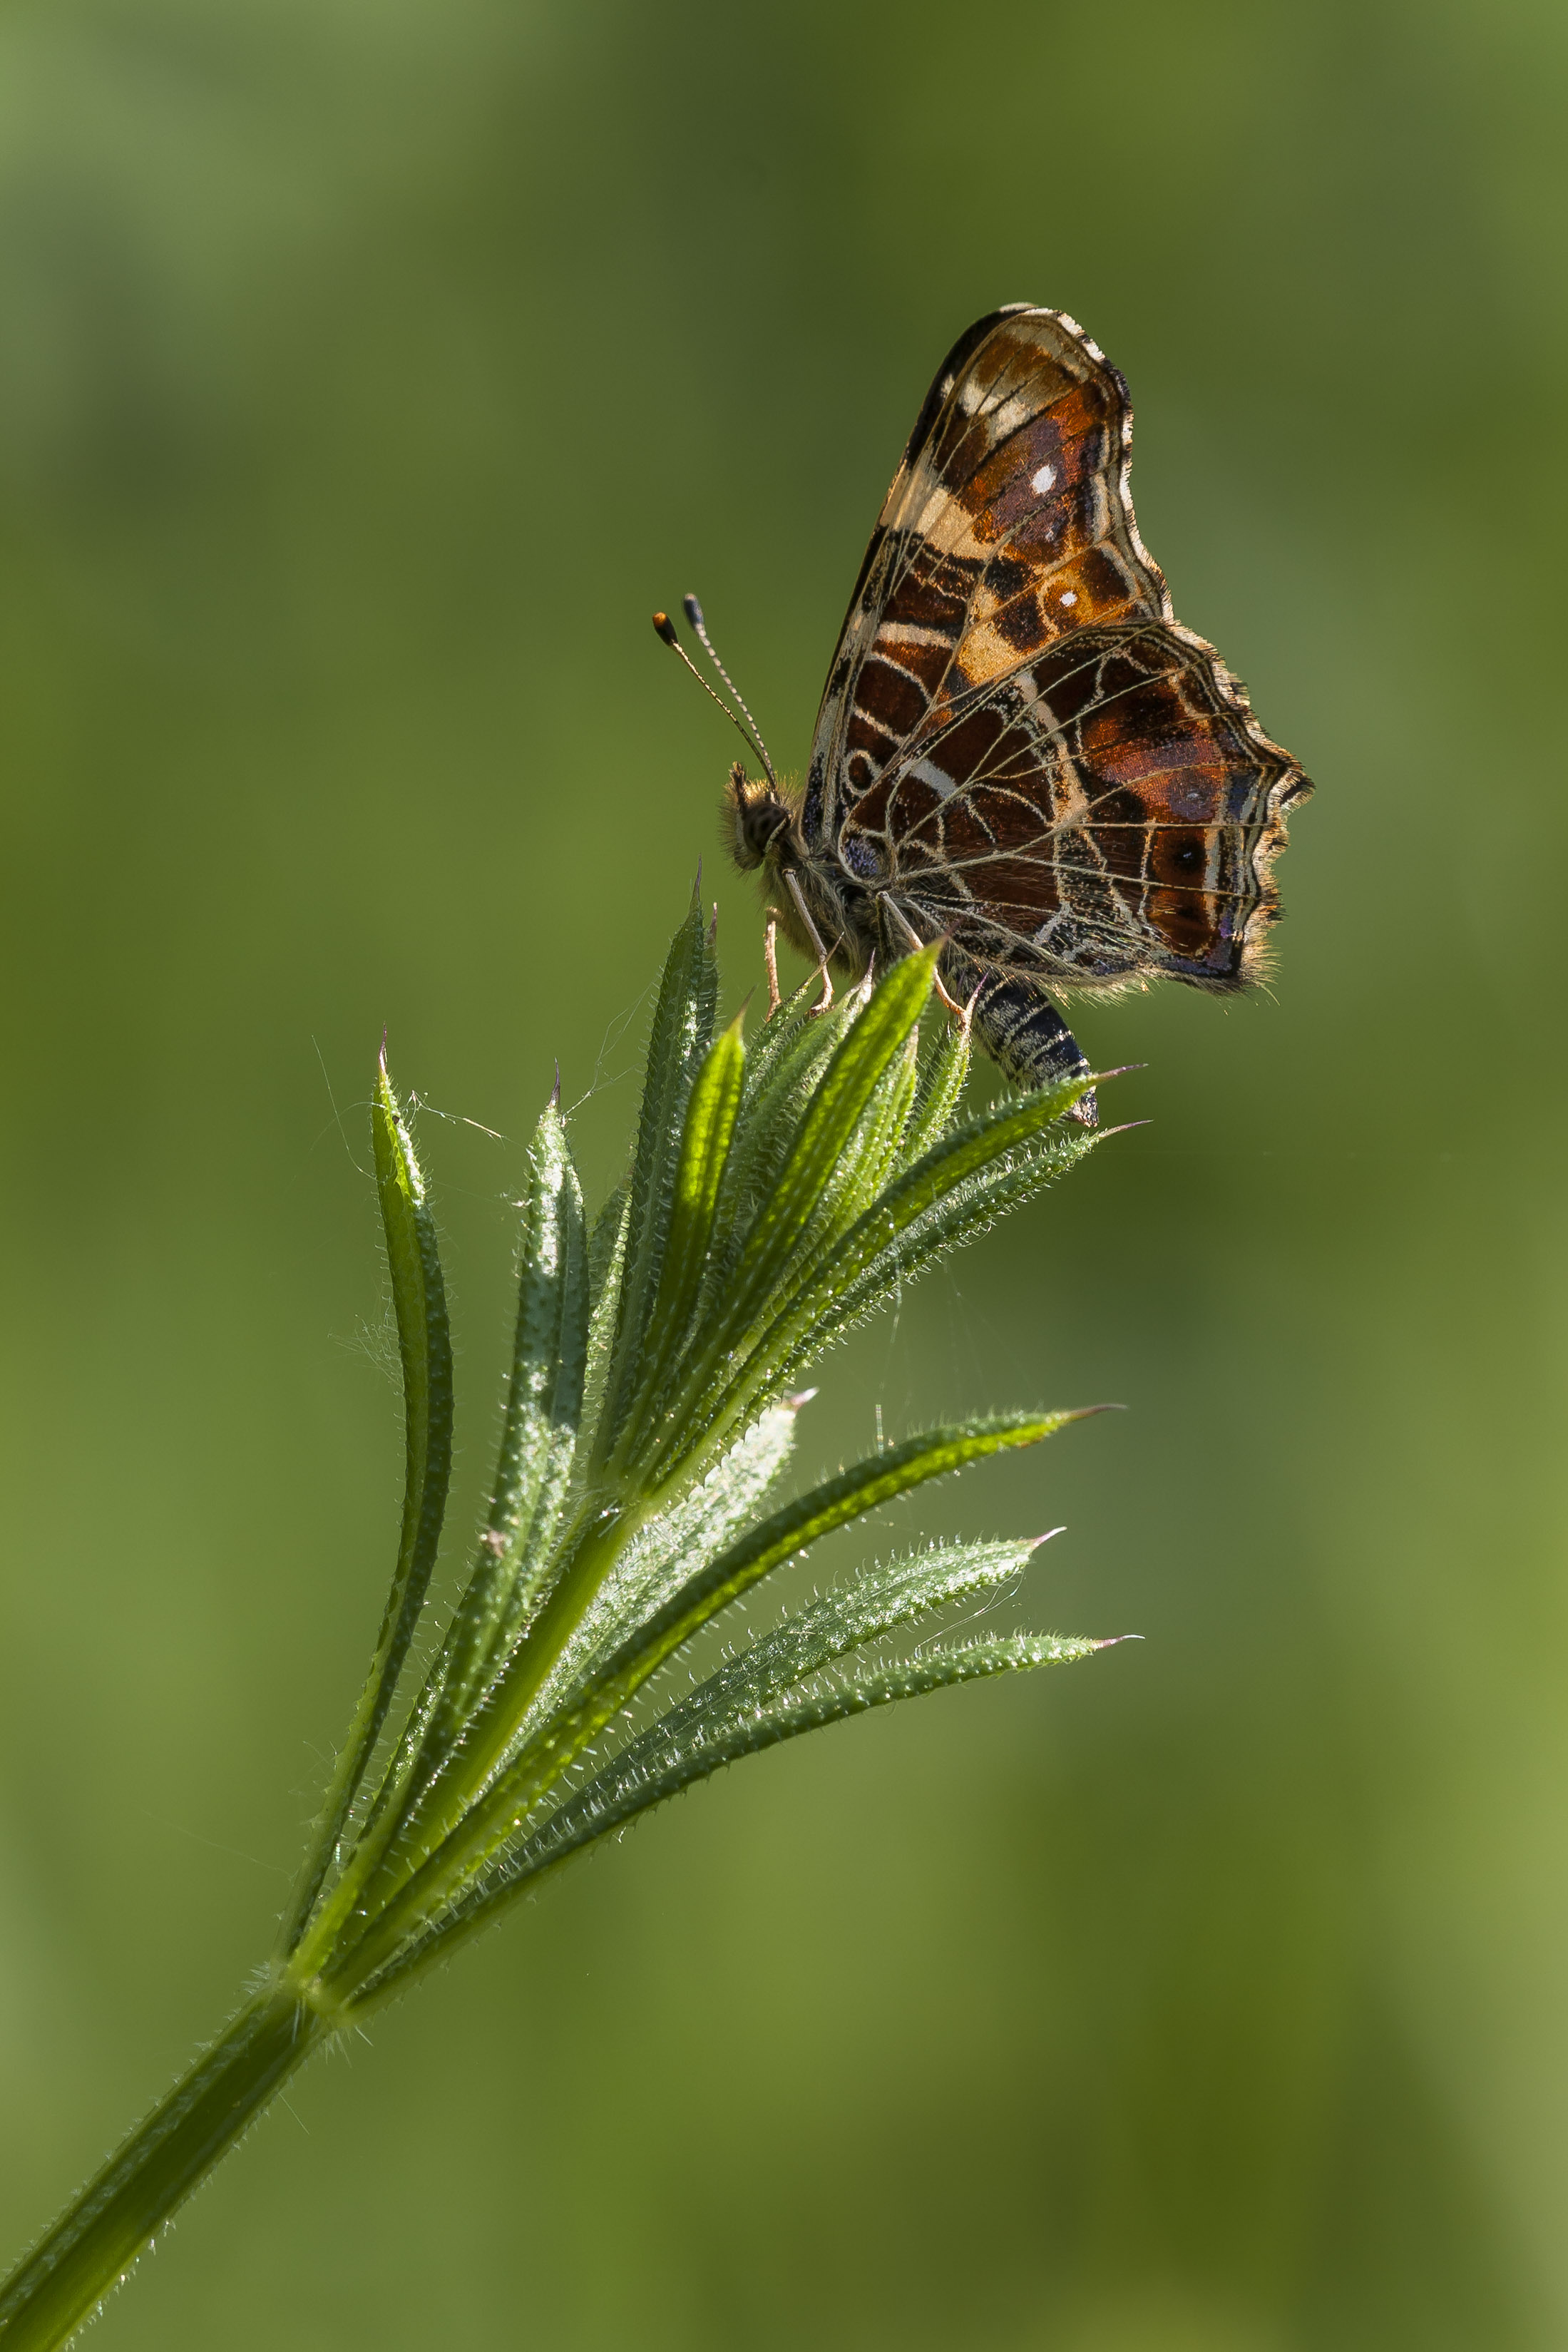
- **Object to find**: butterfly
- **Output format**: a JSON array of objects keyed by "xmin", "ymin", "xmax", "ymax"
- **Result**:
[{"xmin": 655, "ymin": 305, "xmax": 1311, "ymax": 1118}]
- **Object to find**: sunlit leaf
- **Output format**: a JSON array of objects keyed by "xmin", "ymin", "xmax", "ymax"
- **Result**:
[{"xmin": 279, "ymin": 1051, "xmax": 453, "ymax": 1952}]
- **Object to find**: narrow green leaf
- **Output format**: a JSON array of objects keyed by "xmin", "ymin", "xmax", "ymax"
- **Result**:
[
  {"xmin": 773, "ymin": 1117, "xmax": 1101, "ymax": 1389},
  {"xmin": 321, "ymin": 1411, "xmax": 1072, "ymax": 2000},
  {"xmin": 414, "ymin": 1105, "xmax": 589, "ymax": 1758},
  {"xmin": 654, "ymin": 958, "xmax": 932, "ymax": 1463},
  {"xmin": 354, "ymin": 1397, "xmax": 801, "ymax": 1944},
  {"xmin": 633, "ymin": 1031, "xmax": 918, "ymax": 1476},
  {"xmin": 350, "ymin": 1630, "xmax": 1107, "ymax": 2008},
  {"xmin": 613, "ymin": 1011, "xmax": 745, "ymax": 1462},
  {"xmin": 665, "ymin": 1534, "xmax": 1047, "ymax": 1722},
  {"xmin": 531, "ymin": 1400, "xmax": 801, "ymax": 1732},
  {"xmin": 903, "ymin": 1009, "xmax": 972, "ymax": 1167},
  {"xmin": 652, "ymin": 1073, "xmax": 1102, "ymax": 1481},
  {"xmin": 622, "ymin": 1413, "xmax": 1086, "ymax": 1697},
  {"xmin": 278, "ymin": 1052, "xmax": 454, "ymax": 1954},
  {"xmin": 595, "ymin": 890, "xmax": 719, "ymax": 1463},
  {"xmin": 719, "ymin": 947, "xmax": 936, "ymax": 1332},
  {"xmin": 727, "ymin": 1027, "xmax": 919, "ymax": 1356},
  {"xmin": 327, "ymin": 1107, "xmax": 591, "ymax": 1896},
  {"xmin": 697, "ymin": 971, "xmax": 868, "ymax": 1307},
  {"xmin": 778, "ymin": 1072, "xmax": 1102, "ymax": 1359},
  {"xmin": 731, "ymin": 966, "xmax": 819, "ymax": 1099},
  {"xmin": 665, "ymin": 1015, "xmax": 747, "ymax": 1299},
  {"xmin": 575, "ymin": 1178, "xmax": 629, "ymax": 1466},
  {"xmin": 488, "ymin": 1106, "xmax": 590, "ymax": 1601},
  {"xmin": 525, "ymin": 1535, "xmax": 1047, "ymax": 1858},
  {"xmin": 524, "ymin": 1631, "xmax": 1105, "ymax": 1871},
  {"xmin": 835, "ymin": 1025, "xmax": 921, "ymax": 1220}
]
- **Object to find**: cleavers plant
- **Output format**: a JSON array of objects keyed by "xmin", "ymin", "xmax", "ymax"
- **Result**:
[{"xmin": 0, "ymin": 885, "xmax": 1131, "ymax": 2348}]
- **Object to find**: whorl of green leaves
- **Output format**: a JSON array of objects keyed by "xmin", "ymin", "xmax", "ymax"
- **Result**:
[
  {"xmin": 280, "ymin": 883, "xmax": 1121, "ymax": 2012},
  {"xmin": 0, "ymin": 886, "xmax": 1133, "ymax": 2352}
]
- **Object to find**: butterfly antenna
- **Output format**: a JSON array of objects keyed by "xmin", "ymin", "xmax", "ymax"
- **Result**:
[
  {"xmin": 682, "ymin": 593, "xmax": 779, "ymax": 789},
  {"xmin": 651, "ymin": 609, "xmax": 774, "ymax": 782}
]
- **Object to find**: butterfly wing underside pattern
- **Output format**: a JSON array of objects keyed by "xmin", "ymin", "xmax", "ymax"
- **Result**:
[{"xmin": 801, "ymin": 306, "xmax": 1311, "ymax": 1092}]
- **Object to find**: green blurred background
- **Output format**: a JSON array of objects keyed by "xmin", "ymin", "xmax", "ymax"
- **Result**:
[{"xmin": 1, "ymin": 0, "xmax": 1564, "ymax": 2343}]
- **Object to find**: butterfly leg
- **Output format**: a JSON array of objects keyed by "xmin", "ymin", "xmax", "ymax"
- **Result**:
[
  {"xmin": 947, "ymin": 953, "xmax": 1097, "ymax": 1126},
  {"xmin": 783, "ymin": 869, "xmax": 835, "ymax": 1015},
  {"xmin": 762, "ymin": 907, "xmax": 782, "ymax": 1018},
  {"xmin": 880, "ymin": 896, "xmax": 969, "ymax": 1021}
]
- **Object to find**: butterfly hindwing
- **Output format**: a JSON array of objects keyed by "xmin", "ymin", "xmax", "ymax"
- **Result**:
[{"xmin": 865, "ymin": 620, "xmax": 1307, "ymax": 990}]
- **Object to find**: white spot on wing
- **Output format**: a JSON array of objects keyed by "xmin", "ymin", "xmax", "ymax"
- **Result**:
[
  {"xmin": 908, "ymin": 757, "xmax": 958, "ymax": 799},
  {"xmin": 1060, "ymin": 590, "xmax": 1077, "ymax": 607},
  {"xmin": 1030, "ymin": 464, "xmax": 1056, "ymax": 495}
]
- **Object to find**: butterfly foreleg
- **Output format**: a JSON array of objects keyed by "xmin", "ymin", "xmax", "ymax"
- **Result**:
[
  {"xmin": 783, "ymin": 869, "xmax": 836, "ymax": 1016},
  {"xmin": 762, "ymin": 908, "xmax": 782, "ymax": 1019},
  {"xmin": 879, "ymin": 894, "xmax": 970, "ymax": 1024}
]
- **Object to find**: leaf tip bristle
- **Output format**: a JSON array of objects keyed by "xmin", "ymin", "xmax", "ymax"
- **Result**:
[{"xmin": 1029, "ymin": 1527, "xmax": 1067, "ymax": 1552}]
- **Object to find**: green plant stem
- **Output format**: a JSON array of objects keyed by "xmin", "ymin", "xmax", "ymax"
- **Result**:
[{"xmin": 0, "ymin": 1988, "xmax": 327, "ymax": 2351}]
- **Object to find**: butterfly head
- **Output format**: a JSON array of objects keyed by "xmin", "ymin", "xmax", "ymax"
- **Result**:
[{"xmin": 726, "ymin": 761, "xmax": 795, "ymax": 874}]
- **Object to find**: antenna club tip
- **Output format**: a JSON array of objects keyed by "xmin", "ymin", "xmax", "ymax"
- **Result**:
[
  {"xmin": 652, "ymin": 610, "xmax": 679, "ymax": 648},
  {"xmin": 682, "ymin": 592, "xmax": 706, "ymax": 629}
]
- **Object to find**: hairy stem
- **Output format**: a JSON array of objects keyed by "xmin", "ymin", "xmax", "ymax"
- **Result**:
[{"xmin": 0, "ymin": 1988, "xmax": 327, "ymax": 2351}]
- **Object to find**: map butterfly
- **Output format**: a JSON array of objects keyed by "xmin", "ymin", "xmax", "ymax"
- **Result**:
[{"xmin": 656, "ymin": 305, "xmax": 1311, "ymax": 1120}]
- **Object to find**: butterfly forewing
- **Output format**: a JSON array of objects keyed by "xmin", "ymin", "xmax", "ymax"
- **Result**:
[{"xmin": 808, "ymin": 307, "xmax": 1171, "ymax": 831}]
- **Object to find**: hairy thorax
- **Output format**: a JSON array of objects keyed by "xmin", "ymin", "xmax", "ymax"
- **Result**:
[{"xmin": 724, "ymin": 762, "xmax": 880, "ymax": 974}]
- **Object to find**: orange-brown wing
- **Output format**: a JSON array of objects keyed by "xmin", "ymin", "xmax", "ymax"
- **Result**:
[
  {"xmin": 804, "ymin": 306, "xmax": 1169, "ymax": 841},
  {"xmin": 804, "ymin": 306, "xmax": 1310, "ymax": 998}
]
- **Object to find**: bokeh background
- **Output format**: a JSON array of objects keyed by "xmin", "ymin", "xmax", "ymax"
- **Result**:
[{"xmin": 1, "ymin": 1, "xmax": 1564, "ymax": 2344}]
